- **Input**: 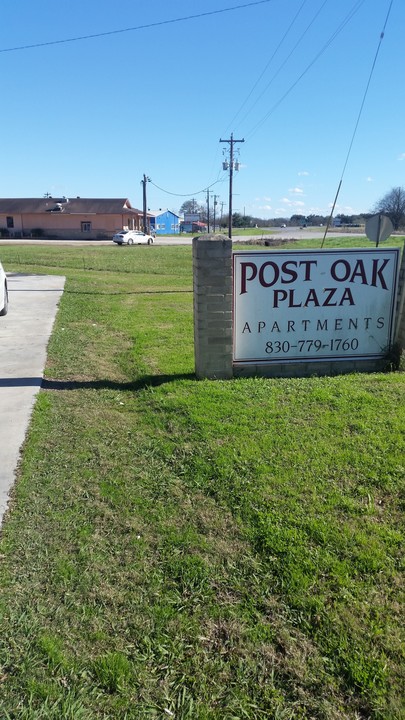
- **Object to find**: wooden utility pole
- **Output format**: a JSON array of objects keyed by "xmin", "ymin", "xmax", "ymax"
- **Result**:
[
  {"xmin": 219, "ymin": 133, "xmax": 244, "ymax": 239},
  {"xmin": 213, "ymin": 194, "xmax": 219, "ymax": 233},
  {"xmin": 220, "ymin": 201, "xmax": 225, "ymax": 230},
  {"xmin": 141, "ymin": 174, "xmax": 150, "ymax": 233}
]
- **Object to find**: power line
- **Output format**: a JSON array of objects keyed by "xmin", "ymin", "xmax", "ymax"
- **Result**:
[
  {"xmin": 224, "ymin": 0, "xmax": 310, "ymax": 134},
  {"xmin": 244, "ymin": 0, "xmax": 367, "ymax": 140},
  {"xmin": 149, "ymin": 176, "xmax": 226, "ymax": 198},
  {"xmin": 233, "ymin": 0, "xmax": 329, "ymax": 133},
  {"xmin": 320, "ymin": 0, "xmax": 395, "ymax": 247},
  {"xmin": 338, "ymin": 0, "xmax": 394, "ymax": 183},
  {"xmin": 0, "ymin": 0, "xmax": 274, "ymax": 54}
]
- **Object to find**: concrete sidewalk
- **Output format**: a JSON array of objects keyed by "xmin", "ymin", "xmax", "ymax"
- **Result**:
[{"xmin": 0, "ymin": 273, "xmax": 65, "ymax": 527}]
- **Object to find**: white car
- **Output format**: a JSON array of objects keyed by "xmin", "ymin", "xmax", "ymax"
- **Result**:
[
  {"xmin": 113, "ymin": 230, "xmax": 154, "ymax": 246},
  {"xmin": 0, "ymin": 261, "xmax": 8, "ymax": 316}
]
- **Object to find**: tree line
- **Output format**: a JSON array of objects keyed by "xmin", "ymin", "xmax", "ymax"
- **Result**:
[{"xmin": 178, "ymin": 187, "xmax": 405, "ymax": 230}]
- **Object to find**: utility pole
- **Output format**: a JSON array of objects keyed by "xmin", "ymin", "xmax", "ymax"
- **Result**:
[
  {"xmin": 141, "ymin": 174, "xmax": 150, "ymax": 233},
  {"xmin": 206, "ymin": 188, "xmax": 213, "ymax": 233},
  {"xmin": 219, "ymin": 133, "xmax": 244, "ymax": 239},
  {"xmin": 213, "ymin": 195, "xmax": 219, "ymax": 233},
  {"xmin": 220, "ymin": 201, "xmax": 225, "ymax": 231}
]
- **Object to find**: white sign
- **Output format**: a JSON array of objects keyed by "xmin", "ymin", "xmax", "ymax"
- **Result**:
[{"xmin": 233, "ymin": 248, "xmax": 400, "ymax": 364}]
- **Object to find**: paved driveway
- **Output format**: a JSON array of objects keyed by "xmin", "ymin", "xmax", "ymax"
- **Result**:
[{"xmin": 0, "ymin": 273, "xmax": 65, "ymax": 527}]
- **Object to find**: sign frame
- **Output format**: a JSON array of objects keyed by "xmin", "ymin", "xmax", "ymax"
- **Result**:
[{"xmin": 233, "ymin": 248, "xmax": 400, "ymax": 365}]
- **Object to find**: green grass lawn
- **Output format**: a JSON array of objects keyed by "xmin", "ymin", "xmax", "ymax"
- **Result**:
[{"xmin": 0, "ymin": 240, "xmax": 404, "ymax": 719}]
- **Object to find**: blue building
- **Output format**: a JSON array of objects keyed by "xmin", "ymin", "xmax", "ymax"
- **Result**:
[{"xmin": 149, "ymin": 209, "xmax": 180, "ymax": 235}]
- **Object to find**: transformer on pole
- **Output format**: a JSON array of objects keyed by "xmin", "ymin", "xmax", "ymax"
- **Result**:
[{"xmin": 219, "ymin": 133, "xmax": 244, "ymax": 239}]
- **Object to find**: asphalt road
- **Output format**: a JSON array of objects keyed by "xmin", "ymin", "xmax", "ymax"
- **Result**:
[
  {"xmin": 0, "ymin": 227, "xmax": 366, "ymax": 248},
  {"xmin": 0, "ymin": 273, "xmax": 65, "ymax": 527}
]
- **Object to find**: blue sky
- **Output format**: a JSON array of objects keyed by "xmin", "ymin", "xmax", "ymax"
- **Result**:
[{"xmin": 1, "ymin": 0, "xmax": 403, "ymax": 219}]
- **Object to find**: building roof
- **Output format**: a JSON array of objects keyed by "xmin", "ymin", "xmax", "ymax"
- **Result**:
[
  {"xmin": 149, "ymin": 209, "xmax": 180, "ymax": 219},
  {"xmin": 0, "ymin": 198, "xmax": 142, "ymax": 215}
]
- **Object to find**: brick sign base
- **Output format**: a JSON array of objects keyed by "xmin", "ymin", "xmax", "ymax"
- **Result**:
[{"xmin": 193, "ymin": 235, "xmax": 405, "ymax": 380}]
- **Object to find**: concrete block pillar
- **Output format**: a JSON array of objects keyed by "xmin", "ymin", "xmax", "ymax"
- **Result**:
[
  {"xmin": 395, "ymin": 245, "xmax": 405, "ymax": 350},
  {"xmin": 193, "ymin": 234, "xmax": 233, "ymax": 379}
]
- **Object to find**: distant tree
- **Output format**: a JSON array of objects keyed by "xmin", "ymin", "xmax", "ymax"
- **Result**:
[
  {"xmin": 290, "ymin": 214, "xmax": 306, "ymax": 225},
  {"xmin": 335, "ymin": 213, "xmax": 354, "ymax": 225},
  {"xmin": 229, "ymin": 212, "xmax": 254, "ymax": 228},
  {"xmin": 372, "ymin": 186, "xmax": 405, "ymax": 230},
  {"xmin": 232, "ymin": 213, "xmax": 245, "ymax": 228},
  {"xmin": 179, "ymin": 199, "xmax": 204, "ymax": 217},
  {"xmin": 306, "ymin": 214, "xmax": 328, "ymax": 226}
]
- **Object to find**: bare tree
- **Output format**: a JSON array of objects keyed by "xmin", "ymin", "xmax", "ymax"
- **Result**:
[
  {"xmin": 179, "ymin": 199, "xmax": 205, "ymax": 216},
  {"xmin": 372, "ymin": 186, "xmax": 405, "ymax": 230}
]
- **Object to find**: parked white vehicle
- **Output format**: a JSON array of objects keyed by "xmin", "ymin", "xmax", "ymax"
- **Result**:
[
  {"xmin": 0, "ymin": 261, "xmax": 8, "ymax": 316},
  {"xmin": 113, "ymin": 230, "xmax": 154, "ymax": 246}
]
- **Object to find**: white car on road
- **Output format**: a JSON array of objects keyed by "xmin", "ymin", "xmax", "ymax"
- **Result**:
[
  {"xmin": 0, "ymin": 261, "xmax": 8, "ymax": 316},
  {"xmin": 113, "ymin": 230, "xmax": 154, "ymax": 246}
]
